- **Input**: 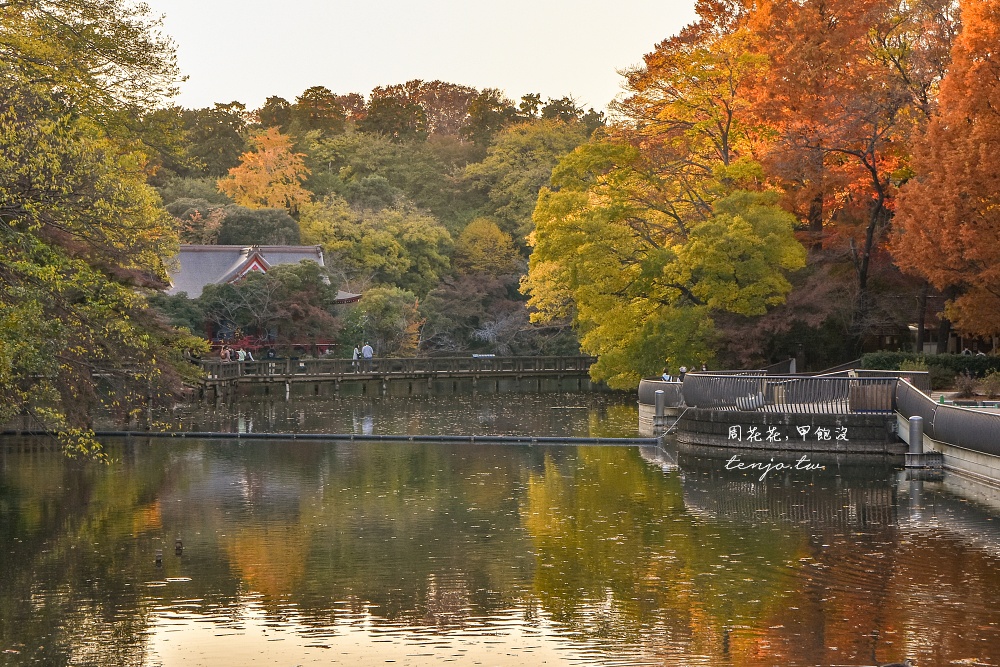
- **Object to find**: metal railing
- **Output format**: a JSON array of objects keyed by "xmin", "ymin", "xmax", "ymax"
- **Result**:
[
  {"xmin": 896, "ymin": 379, "xmax": 1000, "ymax": 457},
  {"xmin": 681, "ymin": 372, "xmax": 898, "ymax": 414},
  {"xmin": 200, "ymin": 355, "xmax": 596, "ymax": 381},
  {"xmin": 817, "ymin": 368, "xmax": 932, "ymax": 392}
]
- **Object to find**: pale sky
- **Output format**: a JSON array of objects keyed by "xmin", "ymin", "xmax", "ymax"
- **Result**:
[{"xmin": 144, "ymin": 0, "xmax": 698, "ymax": 113}]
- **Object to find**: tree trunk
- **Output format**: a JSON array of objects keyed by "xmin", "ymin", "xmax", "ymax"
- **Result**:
[
  {"xmin": 916, "ymin": 282, "xmax": 929, "ymax": 353},
  {"xmin": 936, "ymin": 316, "xmax": 951, "ymax": 354},
  {"xmin": 808, "ymin": 191, "xmax": 824, "ymax": 251}
]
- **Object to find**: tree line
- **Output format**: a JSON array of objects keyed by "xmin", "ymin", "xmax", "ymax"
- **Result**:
[
  {"xmin": 149, "ymin": 81, "xmax": 604, "ymax": 360},
  {"xmin": 3, "ymin": 0, "xmax": 999, "ymax": 449},
  {"xmin": 523, "ymin": 0, "xmax": 1000, "ymax": 387}
]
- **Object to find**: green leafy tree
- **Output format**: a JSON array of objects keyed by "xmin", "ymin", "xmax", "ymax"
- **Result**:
[
  {"xmin": 464, "ymin": 119, "xmax": 590, "ymax": 242},
  {"xmin": 540, "ymin": 96, "xmax": 583, "ymax": 122},
  {"xmin": 257, "ymin": 95, "xmax": 294, "ymax": 131},
  {"xmin": 299, "ymin": 196, "xmax": 452, "ymax": 296},
  {"xmin": 148, "ymin": 293, "xmax": 206, "ymax": 334},
  {"xmin": 358, "ymin": 94, "xmax": 428, "ymax": 142},
  {"xmin": 340, "ymin": 175, "xmax": 404, "ymax": 211},
  {"xmin": 344, "ymin": 286, "xmax": 424, "ymax": 356},
  {"xmin": 158, "ymin": 176, "xmax": 233, "ymax": 206},
  {"xmin": 216, "ymin": 206, "xmax": 301, "ymax": 245},
  {"xmin": 454, "ymin": 218, "xmax": 520, "ymax": 276},
  {"xmin": 306, "ymin": 132, "xmax": 475, "ymax": 231},
  {"xmin": 522, "ymin": 140, "xmax": 805, "ymax": 388},
  {"xmin": 183, "ymin": 102, "xmax": 250, "ymax": 177},
  {"xmin": 292, "ymin": 86, "xmax": 347, "ymax": 135},
  {"xmin": 0, "ymin": 78, "xmax": 181, "ymax": 440},
  {"xmin": 0, "ymin": 0, "xmax": 188, "ymax": 449},
  {"xmin": 0, "ymin": 0, "xmax": 179, "ymax": 116},
  {"xmin": 461, "ymin": 88, "xmax": 519, "ymax": 147}
]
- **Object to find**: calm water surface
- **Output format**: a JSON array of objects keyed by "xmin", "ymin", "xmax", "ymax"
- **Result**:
[
  {"xmin": 2, "ymin": 393, "xmax": 1000, "ymax": 666},
  {"xmin": 157, "ymin": 391, "xmax": 641, "ymax": 437}
]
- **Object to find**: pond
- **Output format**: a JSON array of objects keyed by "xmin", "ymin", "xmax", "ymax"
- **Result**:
[{"xmin": 2, "ymin": 393, "xmax": 1000, "ymax": 666}]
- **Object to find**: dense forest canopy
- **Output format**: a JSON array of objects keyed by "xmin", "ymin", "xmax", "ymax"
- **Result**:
[{"xmin": 2, "ymin": 0, "xmax": 998, "ymax": 447}]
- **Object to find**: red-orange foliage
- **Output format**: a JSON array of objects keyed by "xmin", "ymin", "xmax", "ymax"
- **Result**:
[
  {"xmin": 751, "ymin": 0, "xmax": 915, "ymax": 278},
  {"xmin": 731, "ymin": 0, "xmax": 958, "ymax": 350},
  {"xmin": 894, "ymin": 0, "xmax": 1000, "ymax": 335}
]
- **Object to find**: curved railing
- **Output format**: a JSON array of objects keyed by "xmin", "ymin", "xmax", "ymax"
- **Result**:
[
  {"xmin": 896, "ymin": 379, "xmax": 1000, "ymax": 457},
  {"xmin": 681, "ymin": 372, "xmax": 898, "ymax": 414},
  {"xmin": 637, "ymin": 379, "xmax": 684, "ymax": 406},
  {"xmin": 200, "ymin": 355, "xmax": 596, "ymax": 381}
]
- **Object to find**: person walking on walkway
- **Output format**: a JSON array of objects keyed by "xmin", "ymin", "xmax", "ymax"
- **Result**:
[
  {"xmin": 361, "ymin": 342, "xmax": 373, "ymax": 372},
  {"xmin": 352, "ymin": 345, "xmax": 361, "ymax": 372}
]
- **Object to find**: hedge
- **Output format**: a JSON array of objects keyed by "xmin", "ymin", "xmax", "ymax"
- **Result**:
[{"xmin": 862, "ymin": 352, "xmax": 1000, "ymax": 377}]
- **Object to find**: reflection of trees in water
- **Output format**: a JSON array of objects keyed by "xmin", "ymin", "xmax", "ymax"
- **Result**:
[
  {"xmin": 522, "ymin": 446, "xmax": 804, "ymax": 661},
  {"xmin": 156, "ymin": 393, "xmax": 639, "ymax": 438},
  {"xmin": 681, "ymin": 470, "xmax": 897, "ymax": 530},
  {"xmin": 520, "ymin": 445, "xmax": 1000, "ymax": 666},
  {"xmin": 5, "ymin": 441, "xmax": 1000, "ymax": 666},
  {"xmin": 0, "ymin": 443, "xmax": 183, "ymax": 665}
]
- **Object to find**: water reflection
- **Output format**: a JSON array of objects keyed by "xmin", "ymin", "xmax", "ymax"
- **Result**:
[
  {"xmin": 153, "ymin": 392, "xmax": 641, "ymax": 438},
  {"xmin": 2, "ymin": 428, "xmax": 1000, "ymax": 665}
]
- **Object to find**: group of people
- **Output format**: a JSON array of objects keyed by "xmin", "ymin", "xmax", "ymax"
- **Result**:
[
  {"xmin": 352, "ymin": 342, "xmax": 374, "ymax": 371},
  {"xmin": 219, "ymin": 345, "xmax": 254, "ymax": 362},
  {"xmin": 661, "ymin": 362, "xmax": 707, "ymax": 382}
]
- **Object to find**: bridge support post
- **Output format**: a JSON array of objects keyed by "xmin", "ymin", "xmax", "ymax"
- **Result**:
[
  {"xmin": 908, "ymin": 416, "xmax": 923, "ymax": 456},
  {"xmin": 905, "ymin": 415, "xmax": 941, "ymax": 468}
]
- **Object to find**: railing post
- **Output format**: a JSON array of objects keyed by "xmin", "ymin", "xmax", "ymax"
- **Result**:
[{"xmin": 908, "ymin": 415, "xmax": 924, "ymax": 455}]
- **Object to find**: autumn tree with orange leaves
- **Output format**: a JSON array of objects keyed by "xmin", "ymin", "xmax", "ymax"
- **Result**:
[
  {"xmin": 894, "ymin": 0, "xmax": 1000, "ymax": 336},
  {"xmin": 217, "ymin": 126, "xmax": 311, "ymax": 214},
  {"xmin": 749, "ymin": 0, "xmax": 954, "ymax": 330}
]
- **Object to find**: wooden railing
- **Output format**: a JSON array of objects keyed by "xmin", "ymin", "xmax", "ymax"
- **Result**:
[{"xmin": 200, "ymin": 356, "xmax": 596, "ymax": 382}]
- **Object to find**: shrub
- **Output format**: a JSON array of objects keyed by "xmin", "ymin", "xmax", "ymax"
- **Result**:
[
  {"xmin": 929, "ymin": 365, "xmax": 957, "ymax": 391},
  {"xmin": 899, "ymin": 358, "xmax": 929, "ymax": 372},
  {"xmin": 954, "ymin": 371, "xmax": 979, "ymax": 398},
  {"xmin": 861, "ymin": 352, "xmax": 1000, "ymax": 389},
  {"xmin": 862, "ymin": 351, "xmax": 1000, "ymax": 377},
  {"xmin": 980, "ymin": 371, "xmax": 1000, "ymax": 398}
]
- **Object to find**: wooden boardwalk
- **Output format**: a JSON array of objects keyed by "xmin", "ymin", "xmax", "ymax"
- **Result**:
[{"xmin": 199, "ymin": 355, "xmax": 597, "ymax": 396}]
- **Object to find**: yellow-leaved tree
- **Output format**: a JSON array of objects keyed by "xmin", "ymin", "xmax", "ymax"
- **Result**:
[
  {"xmin": 522, "ymin": 22, "xmax": 806, "ymax": 388},
  {"xmin": 218, "ymin": 127, "xmax": 312, "ymax": 213}
]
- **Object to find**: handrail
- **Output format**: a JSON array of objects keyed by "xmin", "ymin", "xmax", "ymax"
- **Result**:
[
  {"xmin": 896, "ymin": 379, "xmax": 1000, "ymax": 457},
  {"xmin": 199, "ymin": 355, "xmax": 597, "ymax": 380},
  {"xmin": 818, "ymin": 368, "xmax": 932, "ymax": 391},
  {"xmin": 682, "ymin": 372, "xmax": 898, "ymax": 414}
]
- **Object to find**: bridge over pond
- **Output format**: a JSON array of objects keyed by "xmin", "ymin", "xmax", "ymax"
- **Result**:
[
  {"xmin": 639, "ymin": 368, "xmax": 1000, "ymax": 484},
  {"xmin": 639, "ymin": 370, "xmax": 931, "ymax": 455},
  {"xmin": 199, "ymin": 355, "xmax": 599, "ymax": 399}
]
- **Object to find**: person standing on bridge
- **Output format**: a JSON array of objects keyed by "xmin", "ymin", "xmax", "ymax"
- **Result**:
[
  {"xmin": 361, "ymin": 342, "xmax": 373, "ymax": 372},
  {"xmin": 352, "ymin": 345, "xmax": 361, "ymax": 372}
]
